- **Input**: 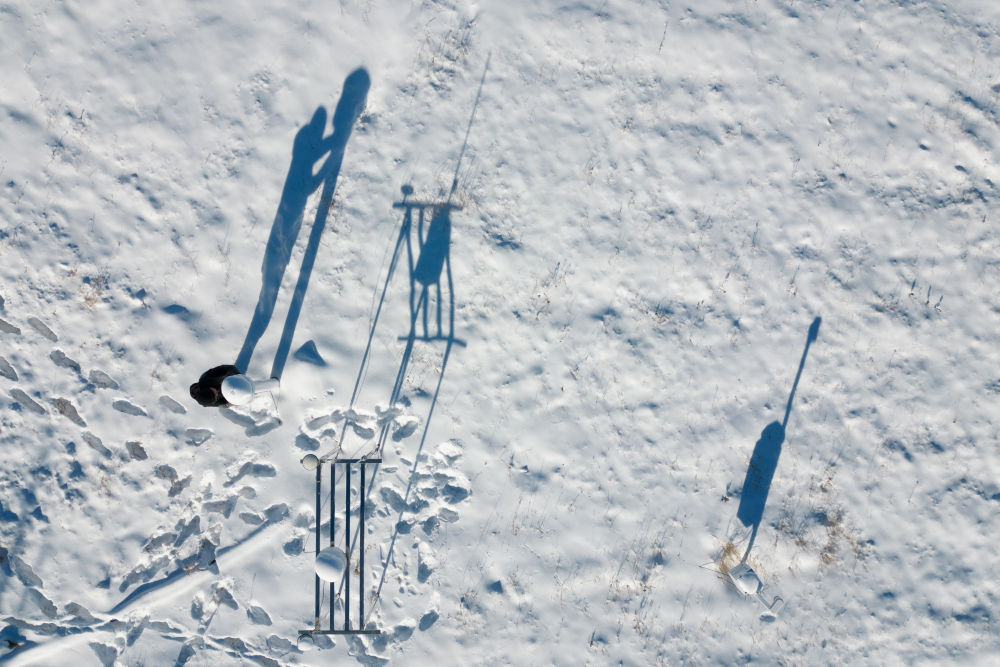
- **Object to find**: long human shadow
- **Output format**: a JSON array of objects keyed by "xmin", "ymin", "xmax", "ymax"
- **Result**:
[
  {"xmin": 235, "ymin": 68, "xmax": 370, "ymax": 379},
  {"xmin": 736, "ymin": 316, "xmax": 821, "ymax": 562}
]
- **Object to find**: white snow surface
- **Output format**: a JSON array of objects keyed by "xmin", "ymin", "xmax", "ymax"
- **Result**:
[{"xmin": 2, "ymin": 0, "xmax": 1000, "ymax": 664}]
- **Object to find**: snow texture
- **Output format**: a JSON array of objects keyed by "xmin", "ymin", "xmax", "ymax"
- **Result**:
[{"xmin": 2, "ymin": 0, "xmax": 1000, "ymax": 665}]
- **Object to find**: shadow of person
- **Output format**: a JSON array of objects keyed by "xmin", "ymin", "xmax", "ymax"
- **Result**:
[
  {"xmin": 735, "ymin": 316, "xmax": 821, "ymax": 561},
  {"xmin": 234, "ymin": 68, "xmax": 371, "ymax": 379},
  {"xmin": 736, "ymin": 421, "xmax": 785, "ymax": 558},
  {"xmin": 234, "ymin": 107, "xmax": 334, "ymax": 373}
]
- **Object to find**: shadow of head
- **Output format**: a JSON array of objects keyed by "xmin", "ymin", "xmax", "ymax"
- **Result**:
[
  {"xmin": 293, "ymin": 106, "xmax": 329, "ymax": 158},
  {"xmin": 808, "ymin": 316, "xmax": 822, "ymax": 343},
  {"xmin": 307, "ymin": 106, "xmax": 328, "ymax": 135},
  {"xmin": 736, "ymin": 421, "xmax": 786, "ymax": 528},
  {"xmin": 333, "ymin": 68, "xmax": 371, "ymax": 133}
]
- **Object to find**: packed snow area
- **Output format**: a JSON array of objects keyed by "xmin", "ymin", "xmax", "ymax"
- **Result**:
[{"xmin": 3, "ymin": 0, "xmax": 1000, "ymax": 664}]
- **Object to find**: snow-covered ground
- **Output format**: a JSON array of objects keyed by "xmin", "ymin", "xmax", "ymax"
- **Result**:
[{"xmin": 3, "ymin": 0, "xmax": 1000, "ymax": 664}]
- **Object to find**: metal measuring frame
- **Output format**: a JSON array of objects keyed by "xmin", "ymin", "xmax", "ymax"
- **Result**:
[{"xmin": 300, "ymin": 456, "xmax": 383, "ymax": 637}]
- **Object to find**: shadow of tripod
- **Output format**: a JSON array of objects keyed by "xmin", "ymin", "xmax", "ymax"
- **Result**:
[{"xmin": 325, "ymin": 189, "xmax": 465, "ymax": 629}]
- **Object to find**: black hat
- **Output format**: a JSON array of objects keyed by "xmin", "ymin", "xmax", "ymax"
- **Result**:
[{"xmin": 190, "ymin": 382, "xmax": 218, "ymax": 407}]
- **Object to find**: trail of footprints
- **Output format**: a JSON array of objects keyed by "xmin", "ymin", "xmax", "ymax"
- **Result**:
[
  {"xmin": 2, "ymin": 456, "xmax": 291, "ymax": 664},
  {"xmin": 355, "ymin": 441, "xmax": 473, "ymax": 659},
  {"xmin": 1, "ymin": 306, "xmax": 293, "ymax": 662},
  {"xmin": 2, "ymin": 305, "xmax": 469, "ymax": 662},
  {"xmin": 294, "ymin": 402, "xmax": 421, "ymax": 455},
  {"xmin": 290, "ymin": 401, "xmax": 471, "ymax": 656},
  {"xmin": 0, "ymin": 309, "xmax": 218, "ymax": 453}
]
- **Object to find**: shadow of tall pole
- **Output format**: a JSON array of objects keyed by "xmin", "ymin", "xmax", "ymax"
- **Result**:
[
  {"xmin": 235, "ymin": 68, "xmax": 370, "ymax": 378},
  {"xmin": 736, "ymin": 316, "xmax": 821, "ymax": 562}
]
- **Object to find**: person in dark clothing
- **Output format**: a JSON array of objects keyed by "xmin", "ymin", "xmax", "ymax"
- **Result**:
[{"xmin": 190, "ymin": 365, "xmax": 240, "ymax": 407}]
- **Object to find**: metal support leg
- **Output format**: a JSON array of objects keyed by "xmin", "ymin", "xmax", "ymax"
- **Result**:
[
  {"xmin": 314, "ymin": 465, "xmax": 321, "ymax": 629},
  {"xmin": 345, "ymin": 463, "xmax": 351, "ymax": 631},
  {"xmin": 330, "ymin": 463, "xmax": 337, "ymax": 630},
  {"xmin": 366, "ymin": 462, "xmax": 367, "ymax": 630}
]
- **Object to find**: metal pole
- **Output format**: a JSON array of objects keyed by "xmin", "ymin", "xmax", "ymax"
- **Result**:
[
  {"xmin": 314, "ymin": 464, "xmax": 321, "ymax": 628},
  {"xmin": 330, "ymin": 461, "xmax": 337, "ymax": 630},
  {"xmin": 345, "ymin": 462, "xmax": 351, "ymax": 631},
  {"xmin": 360, "ymin": 462, "xmax": 366, "ymax": 627}
]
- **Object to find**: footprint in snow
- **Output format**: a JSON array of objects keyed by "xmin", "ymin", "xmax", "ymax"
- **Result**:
[
  {"xmin": 25, "ymin": 587, "xmax": 58, "ymax": 618},
  {"xmin": 126, "ymin": 441, "xmax": 148, "ymax": 461},
  {"xmin": 90, "ymin": 642, "xmax": 117, "ymax": 667},
  {"xmin": 240, "ymin": 511, "xmax": 265, "ymax": 526},
  {"xmin": 224, "ymin": 461, "xmax": 276, "ymax": 487},
  {"xmin": 392, "ymin": 416, "xmax": 419, "ymax": 441},
  {"xmin": 0, "ymin": 317, "xmax": 21, "ymax": 335},
  {"xmin": 386, "ymin": 440, "xmax": 470, "ymax": 536},
  {"xmin": 246, "ymin": 603, "xmax": 273, "ymax": 626},
  {"xmin": 155, "ymin": 465, "xmax": 178, "ymax": 482},
  {"xmin": 282, "ymin": 535, "xmax": 304, "ymax": 556},
  {"xmin": 376, "ymin": 404, "xmax": 404, "ymax": 425},
  {"xmin": 65, "ymin": 601, "xmax": 99, "ymax": 626},
  {"xmin": 0, "ymin": 356, "xmax": 18, "ymax": 381},
  {"xmin": 50, "ymin": 397, "xmax": 86, "ymax": 426},
  {"xmin": 27, "ymin": 317, "xmax": 57, "ymax": 342},
  {"xmin": 391, "ymin": 620, "xmax": 416, "ymax": 642},
  {"xmin": 417, "ymin": 542, "xmax": 436, "ymax": 583},
  {"xmin": 418, "ymin": 609, "xmax": 439, "ymax": 631},
  {"xmin": 159, "ymin": 395, "xmax": 186, "ymax": 414},
  {"xmin": 118, "ymin": 553, "xmax": 170, "ymax": 592},
  {"xmin": 246, "ymin": 419, "xmax": 280, "ymax": 437},
  {"xmin": 304, "ymin": 412, "xmax": 335, "ymax": 431},
  {"xmin": 174, "ymin": 515, "xmax": 201, "ymax": 547},
  {"xmin": 82, "ymin": 432, "xmax": 112, "ymax": 458},
  {"xmin": 220, "ymin": 407, "xmax": 281, "ymax": 437},
  {"xmin": 352, "ymin": 422, "xmax": 377, "ymax": 439},
  {"xmin": 184, "ymin": 428, "xmax": 213, "ymax": 446},
  {"xmin": 295, "ymin": 432, "xmax": 320, "ymax": 451},
  {"xmin": 50, "ymin": 349, "xmax": 81, "ymax": 374},
  {"xmin": 89, "ymin": 370, "xmax": 120, "ymax": 390},
  {"xmin": 202, "ymin": 496, "xmax": 238, "ymax": 518},
  {"xmin": 8, "ymin": 552, "xmax": 43, "ymax": 587},
  {"xmin": 169, "ymin": 477, "xmax": 192, "ymax": 497},
  {"xmin": 125, "ymin": 615, "xmax": 149, "ymax": 647},
  {"xmin": 113, "ymin": 399, "xmax": 149, "ymax": 417},
  {"xmin": 143, "ymin": 531, "xmax": 175, "ymax": 553},
  {"xmin": 10, "ymin": 388, "xmax": 46, "ymax": 415}
]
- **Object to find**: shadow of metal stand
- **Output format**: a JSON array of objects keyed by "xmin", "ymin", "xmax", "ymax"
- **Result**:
[
  {"xmin": 300, "ymin": 456, "xmax": 382, "ymax": 638},
  {"xmin": 392, "ymin": 192, "xmax": 466, "ymax": 348}
]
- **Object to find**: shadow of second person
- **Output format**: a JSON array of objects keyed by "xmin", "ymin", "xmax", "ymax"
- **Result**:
[
  {"xmin": 736, "ymin": 421, "xmax": 785, "ymax": 530},
  {"xmin": 233, "ymin": 106, "xmax": 333, "ymax": 375}
]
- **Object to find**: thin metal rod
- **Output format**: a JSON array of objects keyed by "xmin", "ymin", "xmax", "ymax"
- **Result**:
[
  {"xmin": 449, "ymin": 52, "xmax": 491, "ymax": 199},
  {"xmin": 345, "ymin": 463, "xmax": 351, "ymax": 631},
  {"xmin": 330, "ymin": 463, "xmax": 337, "ymax": 630},
  {"xmin": 314, "ymin": 464, "xmax": 321, "ymax": 628},
  {"xmin": 392, "ymin": 200, "xmax": 463, "ymax": 210},
  {"xmin": 360, "ymin": 463, "xmax": 366, "ymax": 627}
]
